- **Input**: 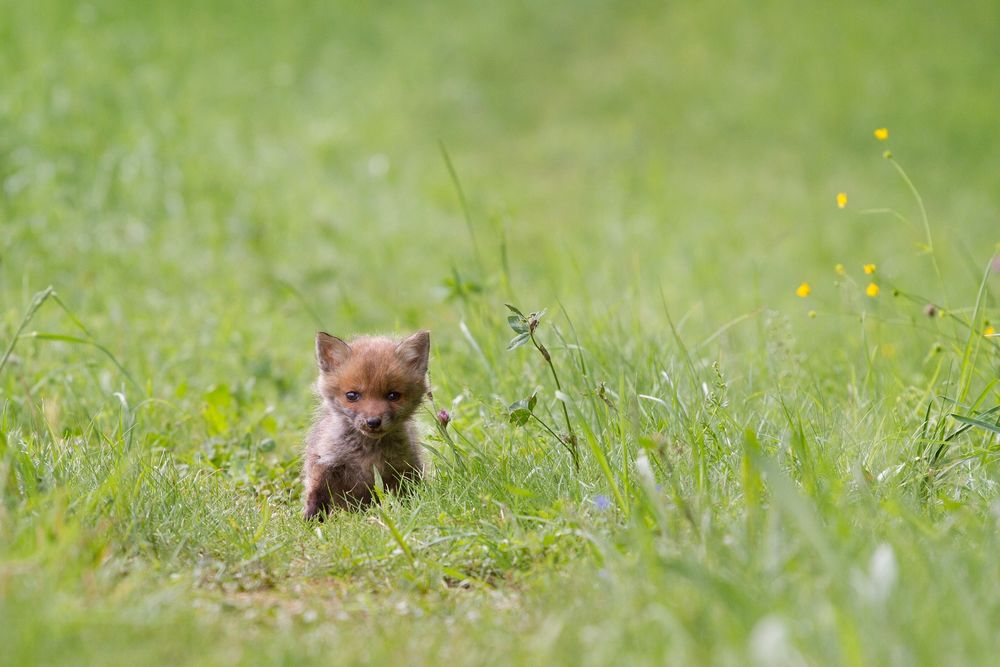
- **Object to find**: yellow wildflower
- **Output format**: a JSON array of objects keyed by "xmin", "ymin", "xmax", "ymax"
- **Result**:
[
  {"xmin": 796, "ymin": 282, "xmax": 811, "ymax": 298},
  {"xmin": 866, "ymin": 283, "xmax": 880, "ymax": 298},
  {"xmin": 874, "ymin": 128, "xmax": 889, "ymax": 141},
  {"xmin": 836, "ymin": 192, "xmax": 848, "ymax": 209},
  {"xmin": 986, "ymin": 325, "xmax": 997, "ymax": 337},
  {"xmin": 863, "ymin": 263, "xmax": 876, "ymax": 274},
  {"xmin": 835, "ymin": 263, "xmax": 845, "ymax": 276}
]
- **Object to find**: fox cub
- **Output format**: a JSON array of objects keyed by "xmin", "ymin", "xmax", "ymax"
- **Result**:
[{"xmin": 302, "ymin": 330, "xmax": 429, "ymax": 519}]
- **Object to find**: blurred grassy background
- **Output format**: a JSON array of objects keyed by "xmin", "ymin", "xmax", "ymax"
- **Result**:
[
  {"xmin": 2, "ymin": 0, "xmax": 1000, "ymax": 664},
  {"xmin": 5, "ymin": 0, "xmax": 998, "ymax": 331}
]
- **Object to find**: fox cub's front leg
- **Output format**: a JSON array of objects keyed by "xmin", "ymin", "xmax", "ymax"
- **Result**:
[
  {"xmin": 303, "ymin": 461, "xmax": 375, "ymax": 519},
  {"xmin": 302, "ymin": 460, "xmax": 352, "ymax": 520},
  {"xmin": 302, "ymin": 460, "xmax": 331, "ymax": 520}
]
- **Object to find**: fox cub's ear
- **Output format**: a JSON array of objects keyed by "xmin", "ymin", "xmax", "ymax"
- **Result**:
[
  {"xmin": 395, "ymin": 330, "xmax": 430, "ymax": 375},
  {"xmin": 316, "ymin": 332, "xmax": 351, "ymax": 373}
]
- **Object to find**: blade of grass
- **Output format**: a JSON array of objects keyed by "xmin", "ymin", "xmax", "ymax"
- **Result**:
[
  {"xmin": 21, "ymin": 332, "xmax": 141, "ymax": 393},
  {"xmin": 0, "ymin": 286, "xmax": 54, "ymax": 376}
]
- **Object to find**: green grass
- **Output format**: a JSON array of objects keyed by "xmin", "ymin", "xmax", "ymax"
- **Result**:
[{"xmin": 2, "ymin": 0, "xmax": 1000, "ymax": 664}]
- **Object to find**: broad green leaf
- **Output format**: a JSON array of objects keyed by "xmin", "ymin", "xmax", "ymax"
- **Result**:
[
  {"xmin": 508, "ymin": 398, "xmax": 533, "ymax": 426},
  {"xmin": 504, "ymin": 303, "xmax": 524, "ymax": 316},
  {"xmin": 507, "ymin": 333, "xmax": 530, "ymax": 350},
  {"xmin": 507, "ymin": 315, "xmax": 528, "ymax": 334}
]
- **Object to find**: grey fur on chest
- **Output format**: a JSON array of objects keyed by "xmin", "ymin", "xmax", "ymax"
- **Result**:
[
  {"xmin": 303, "ymin": 412, "xmax": 423, "ymax": 517},
  {"xmin": 316, "ymin": 419, "xmax": 418, "ymax": 474}
]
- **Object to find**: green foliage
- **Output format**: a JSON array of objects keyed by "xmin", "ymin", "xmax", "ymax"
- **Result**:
[{"xmin": 2, "ymin": 0, "xmax": 1000, "ymax": 665}]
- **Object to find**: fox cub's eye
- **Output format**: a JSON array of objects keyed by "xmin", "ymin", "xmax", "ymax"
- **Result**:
[
  {"xmin": 345, "ymin": 391, "xmax": 360, "ymax": 402},
  {"xmin": 386, "ymin": 391, "xmax": 401, "ymax": 401}
]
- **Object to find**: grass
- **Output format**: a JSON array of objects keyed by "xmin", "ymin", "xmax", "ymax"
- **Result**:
[{"xmin": 2, "ymin": 0, "xmax": 1000, "ymax": 664}]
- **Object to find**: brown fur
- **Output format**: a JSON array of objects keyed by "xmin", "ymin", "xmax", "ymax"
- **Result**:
[{"xmin": 302, "ymin": 331, "xmax": 429, "ymax": 519}]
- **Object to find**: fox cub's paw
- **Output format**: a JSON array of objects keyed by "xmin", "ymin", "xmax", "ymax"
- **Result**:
[{"xmin": 303, "ymin": 501, "xmax": 327, "ymax": 522}]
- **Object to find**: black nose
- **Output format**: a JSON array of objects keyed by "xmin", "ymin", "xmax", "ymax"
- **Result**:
[{"xmin": 366, "ymin": 417, "xmax": 382, "ymax": 428}]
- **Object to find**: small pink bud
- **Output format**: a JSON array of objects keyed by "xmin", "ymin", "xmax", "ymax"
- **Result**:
[{"xmin": 437, "ymin": 410, "xmax": 451, "ymax": 427}]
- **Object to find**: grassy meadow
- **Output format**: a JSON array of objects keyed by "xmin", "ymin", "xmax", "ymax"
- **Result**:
[{"xmin": 3, "ymin": 0, "xmax": 1000, "ymax": 664}]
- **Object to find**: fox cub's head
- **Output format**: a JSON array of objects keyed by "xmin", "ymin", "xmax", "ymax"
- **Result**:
[{"xmin": 315, "ymin": 331, "xmax": 430, "ymax": 439}]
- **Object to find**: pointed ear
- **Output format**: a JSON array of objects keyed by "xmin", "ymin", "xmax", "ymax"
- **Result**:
[
  {"xmin": 395, "ymin": 330, "xmax": 430, "ymax": 375},
  {"xmin": 316, "ymin": 332, "xmax": 351, "ymax": 373}
]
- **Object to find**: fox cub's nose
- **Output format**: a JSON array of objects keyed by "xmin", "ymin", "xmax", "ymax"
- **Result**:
[{"xmin": 366, "ymin": 417, "xmax": 382, "ymax": 428}]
